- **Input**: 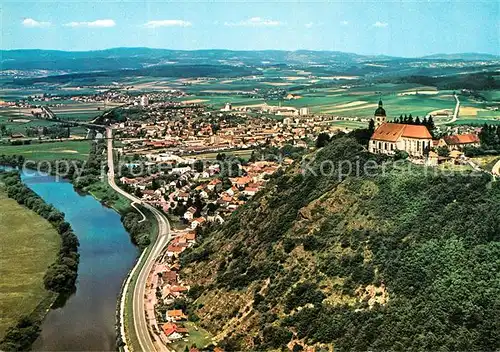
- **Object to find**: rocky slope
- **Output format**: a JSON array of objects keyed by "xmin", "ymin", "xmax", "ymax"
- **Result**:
[{"xmin": 180, "ymin": 137, "xmax": 500, "ymax": 351}]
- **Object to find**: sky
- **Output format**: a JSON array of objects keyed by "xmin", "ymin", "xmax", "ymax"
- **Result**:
[{"xmin": 1, "ymin": 0, "xmax": 499, "ymax": 57}]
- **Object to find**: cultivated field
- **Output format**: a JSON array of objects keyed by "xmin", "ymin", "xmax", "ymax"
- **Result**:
[
  {"xmin": 0, "ymin": 140, "xmax": 90, "ymax": 161},
  {"xmin": 175, "ymin": 79, "xmax": 500, "ymax": 126},
  {"xmin": 0, "ymin": 105, "xmax": 95, "ymax": 137},
  {"xmin": 49, "ymin": 101, "xmax": 122, "ymax": 121},
  {"xmin": 2, "ymin": 64, "xmax": 499, "ymax": 128},
  {"xmin": 0, "ymin": 189, "xmax": 60, "ymax": 339}
]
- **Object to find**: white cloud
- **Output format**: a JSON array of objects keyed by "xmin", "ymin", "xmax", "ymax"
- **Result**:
[
  {"xmin": 64, "ymin": 19, "xmax": 116, "ymax": 28},
  {"xmin": 373, "ymin": 21, "xmax": 388, "ymax": 28},
  {"xmin": 143, "ymin": 20, "xmax": 192, "ymax": 28},
  {"xmin": 224, "ymin": 17, "xmax": 282, "ymax": 27},
  {"xmin": 22, "ymin": 18, "xmax": 51, "ymax": 28},
  {"xmin": 340, "ymin": 20, "xmax": 349, "ymax": 26}
]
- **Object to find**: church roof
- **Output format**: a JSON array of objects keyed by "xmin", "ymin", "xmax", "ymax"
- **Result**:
[{"xmin": 371, "ymin": 123, "xmax": 432, "ymax": 142}]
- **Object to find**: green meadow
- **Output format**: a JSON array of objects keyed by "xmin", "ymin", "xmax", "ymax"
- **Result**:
[
  {"xmin": 0, "ymin": 189, "xmax": 60, "ymax": 339},
  {"xmin": 0, "ymin": 140, "xmax": 91, "ymax": 161}
]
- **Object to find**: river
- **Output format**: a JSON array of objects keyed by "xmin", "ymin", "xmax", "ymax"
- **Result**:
[{"xmin": 16, "ymin": 170, "xmax": 138, "ymax": 351}]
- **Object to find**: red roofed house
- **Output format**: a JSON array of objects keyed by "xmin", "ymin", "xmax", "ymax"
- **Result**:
[
  {"xmin": 442, "ymin": 134, "xmax": 480, "ymax": 150},
  {"xmin": 207, "ymin": 178, "xmax": 222, "ymax": 192},
  {"xmin": 183, "ymin": 206, "xmax": 197, "ymax": 221},
  {"xmin": 184, "ymin": 232, "xmax": 196, "ymax": 243},
  {"xmin": 161, "ymin": 322, "xmax": 187, "ymax": 340},
  {"xmin": 162, "ymin": 322, "xmax": 178, "ymax": 337},
  {"xmin": 166, "ymin": 309, "xmax": 187, "ymax": 322},
  {"xmin": 233, "ymin": 176, "xmax": 252, "ymax": 189},
  {"xmin": 166, "ymin": 245, "xmax": 185, "ymax": 257},
  {"xmin": 191, "ymin": 217, "xmax": 206, "ymax": 229},
  {"xmin": 369, "ymin": 101, "xmax": 432, "ymax": 157},
  {"xmin": 162, "ymin": 270, "xmax": 178, "ymax": 285},
  {"xmin": 243, "ymin": 187, "xmax": 259, "ymax": 196}
]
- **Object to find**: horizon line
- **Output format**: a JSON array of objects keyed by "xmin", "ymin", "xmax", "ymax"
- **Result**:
[{"xmin": 1, "ymin": 46, "xmax": 499, "ymax": 60}]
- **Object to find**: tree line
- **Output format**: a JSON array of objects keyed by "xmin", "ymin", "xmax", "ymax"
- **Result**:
[
  {"xmin": 25, "ymin": 125, "xmax": 71, "ymax": 139},
  {"xmin": 464, "ymin": 123, "xmax": 500, "ymax": 157},
  {"xmin": 392, "ymin": 114, "xmax": 435, "ymax": 130}
]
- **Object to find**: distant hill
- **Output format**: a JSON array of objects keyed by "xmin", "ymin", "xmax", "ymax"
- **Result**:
[
  {"xmin": 421, "ymin": 53, "xmax": 500, "ymax": 61},
  {"xmin": 0, "ymin": 48, "xmax": 371, "ymax": 71},
  {"xmin": 2, "ymin": 48, "xmax": 496, "ymax": 72},
  {"xmin": 179, "ymin": 137, "xmax": 500, "ymax": 351}
]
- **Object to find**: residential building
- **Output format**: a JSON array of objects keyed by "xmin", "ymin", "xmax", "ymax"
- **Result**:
[{"xmin": 442, "ymin": 133, "xmax": 480, "ymax": 150}]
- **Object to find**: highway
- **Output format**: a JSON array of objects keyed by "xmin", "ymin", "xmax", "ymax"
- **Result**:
[{"xmin": 106, "ymin": 127, "xmax": 172, "ymax": 352}]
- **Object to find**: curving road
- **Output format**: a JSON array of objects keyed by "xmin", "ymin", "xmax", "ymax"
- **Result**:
[
  {"xmin": 492, "ymin": 158, "xmax": 500, "ymax": 178},
  {"xmin": 449, "ymin": 94, "xmax": 460, "ymax": 124},
  {"xmin": 434, "ymin": 94, "xmax": 460, "ymax": 126},
  {"xmin": 107, "ymin": 127, "xmax": 172, "ymax": 352}
]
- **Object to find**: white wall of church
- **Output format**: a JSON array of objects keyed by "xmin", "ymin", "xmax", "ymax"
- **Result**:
[{"xmin": 369, "ymin": 138, "xmax": 432, "ymax": 157}]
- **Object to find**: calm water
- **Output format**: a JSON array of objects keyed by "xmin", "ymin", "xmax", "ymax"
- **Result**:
[{"xmin": 16, "ymin": 171, "xmax": 138, "ymax": 351}]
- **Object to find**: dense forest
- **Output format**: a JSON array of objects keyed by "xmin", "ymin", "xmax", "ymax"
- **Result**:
[
  {"xmin": 0, "ymin": 171, "xmax": 79, "ymax": 351},
  {"xmin": 179, "ymin": 137, "xmax": 500, "ymax": 351},
  {"xmin": 395, "ymin": 71, "xmax": 499, "ymax": 90}
]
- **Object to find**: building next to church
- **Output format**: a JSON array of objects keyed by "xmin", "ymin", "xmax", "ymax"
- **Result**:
[
  {"xmin": 441, "ymin": 133, "xmax": 480, "ymax": 150},
  {"xmin": 369, "ymin": 100, "xmax": 433, "ymax": 157}
]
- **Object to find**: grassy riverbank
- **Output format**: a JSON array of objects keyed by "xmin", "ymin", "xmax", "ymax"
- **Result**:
[
  {"xmin": 0, "ymin": 188, "xmax": 60, "ymax": 340},
  {"xmin": 86, "ymin": 180, "xmax": 131, "ymax": 214}
]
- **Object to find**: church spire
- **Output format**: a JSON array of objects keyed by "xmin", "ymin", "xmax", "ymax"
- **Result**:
[{"xmin": 374, "ymin": 98, "xmax": 387, "ymax": 129}]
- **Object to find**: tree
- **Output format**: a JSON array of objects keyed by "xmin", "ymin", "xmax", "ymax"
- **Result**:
[
  {"xmin": 422, "ymin": 116, "xmax": 428, "ymax": 128},
  {"xmin": 261, "ymin": 325, "xmax": 293, "ymax": 349},
  {"xmin": 151, "ymin": 178, "xmax": 161, "ymax": 190},
  {"xmin": 316, "ymin": 133, "xmax": 331, "ymax": 148},
  {"xmin": 216, "ymin": 153, "xmax": 227, "ymax": 161},
  {"xmin": 394, "ymin": 149, "xmax": 409, "ymax": 160},
  {"xmin": 437, "ymin": 146, "xmax": 450, "ymax": 157},
  {"xmin": 43, "ymin": 263, "xmax": 77, "ymax": 292},
  {"xmin": 427, "ymin": 116, "xmax": 435, "ymax": 130},
  {"xmin": 134, "ymin": 188, "xmax": 143, "ymax": 198},
  {"xmin": 368, "ymin": 119, "xmax": 375, "ymax": 134},
  {"xmin": 193, "ymin": 160, "xmax": 204, "ymax": 173}
]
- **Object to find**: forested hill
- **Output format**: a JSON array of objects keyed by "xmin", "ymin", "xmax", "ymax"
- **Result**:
[{"xmin": 180, "ymin": 137, "xmax": 500, "ymax": 351}]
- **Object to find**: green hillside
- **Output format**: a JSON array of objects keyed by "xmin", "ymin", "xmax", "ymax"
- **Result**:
[{"xmin": 180, "ymin": 137, "xmax": 500, "ymax": 351}]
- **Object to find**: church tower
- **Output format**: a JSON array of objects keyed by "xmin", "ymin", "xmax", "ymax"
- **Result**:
[{"xmin": 374, "ymin": 99, "xmax": 387, "ymax": 128}]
